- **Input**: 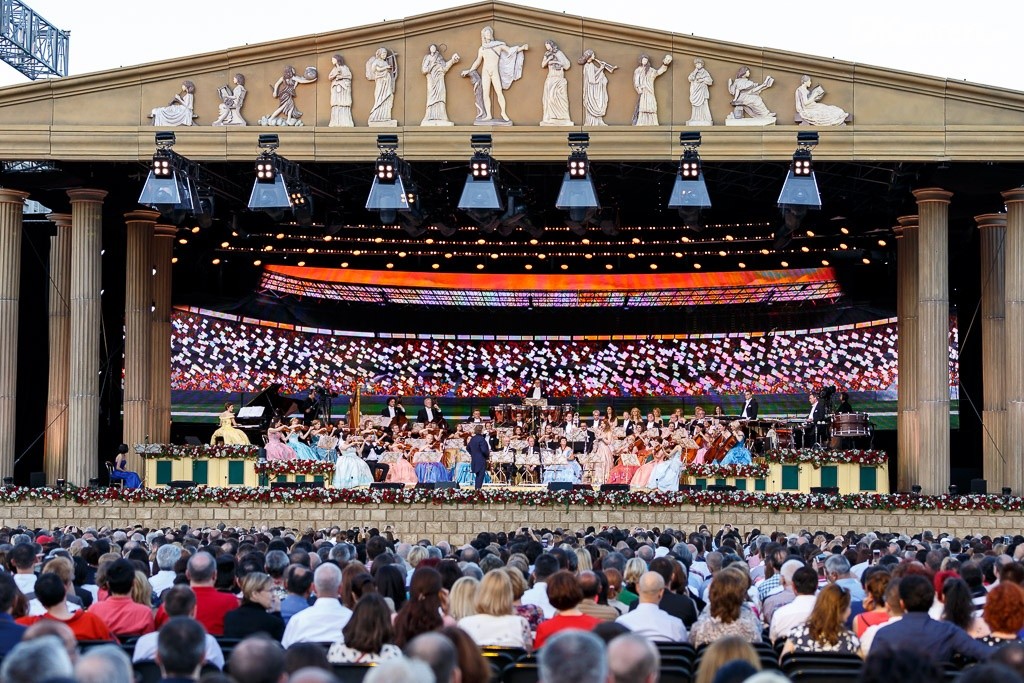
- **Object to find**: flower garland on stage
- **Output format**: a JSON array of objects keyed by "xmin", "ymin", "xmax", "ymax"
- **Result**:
[
  {"xmin": 761, "ymin": 448, "xmax": 888, "ymax": 467},
  {"xmin": 135, "ymin": 444, "xmax": 261, "ymax": 460},
  {"xmin": 254, "ymin": 461, "xmax": 336, "ymax": 477},
  {"xmin": 681, "ymin": 463, "xmax": 770, "ymax": 479},
  {"xmin": 2, "ymin": 485, "xmax": 1019, "ymax": 512}
]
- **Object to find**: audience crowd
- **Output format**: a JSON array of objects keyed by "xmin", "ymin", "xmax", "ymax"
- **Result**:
[{"xmin": 0, "ymin": 520, "xmax": 1022, "ymax": 683}]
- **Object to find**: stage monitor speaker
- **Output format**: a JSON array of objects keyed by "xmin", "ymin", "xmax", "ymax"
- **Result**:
[
  {"xmin": 415, "ymin": 483, "xmax": 436, "ymax": 490},
  {"xmin": 257, "ymin": 448, "xmax": 267, "ymax": 461},
  {"xmin": 810, "ymin": 486, "xmax": 839, "ymax": 495},
  {"xmin": 370, "ymin": 482, "xmax": 405, "ymax": 490},
  {"xmin": 707, "ymin": 484, "xmax": 736, "ymax": 492},
  {"xmin": 435, "ymin": 481, "xmax": 460, "ymax": 490},
  {"xmin": 29, "ymin": 472, "xmax": 45, "ymax": 488},
  {"xmin": 167, "ymin": 480, "xmax": 196, "ymax": 489},
  {"xmin": 970, "ymin": 479, "xmax": 987, "ymax": 495},
  {"xmin": 271, "ymin": 481, "xmax": 321, "ymax": 490},
  {"xmin": 600, "ymin": 484, "xmax": 630, "ymax": 492},
  {"xmin": 680, "ymin": 484, "xmax": 700, "ymax": 492},
  {"xmin": 547, "ymin": 482, "xmax": 573, "ymax": 492},
  {"xmin": 184, "ymin": 436, "xmax": 203, "ymax": 446}
]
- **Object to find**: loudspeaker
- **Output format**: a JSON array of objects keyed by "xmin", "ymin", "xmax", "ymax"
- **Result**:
[
  {"xmin": 600, "ymin": 484, "xmax": 630, "ymax": 492},
  {"xmin": 184, "ymin": 436, "xmax": 203, "ymax": 446},
  {"xmin": 547, "ymin": 482, "xmax": 573, "ymax": 491},
  {"xmin": 29, "ymin": 472, "xmax": 45, "ymax": 488},
  {"xmin": 370, "ymin": 482, "xmax": 404, "ymax": 490},
  {"xmin": 680, "ymin": 484, "xmax": 700, "ymax": 492},
  {"xmin": 257, "ymin": 448, "xmax": 267, "ymax": 461},
  {"xmin": 970, "ymin": 478, "xmax": 987, "ymax": 495},
  {"xmin": 810, "ymin": 486, "xmax": 840, "ymax": 495},
  {"xmin": 435, "ymin": 481, "xmax": 460, "ymax": 490},
  {"xmin": 167, "ymin": 480, "xmax": 196, "ymax": 489},
  {"xmin": 707, "ymin": 484, "xmax": 736, "ymax": 492},
  {"xmin": 415, "ymin": 483, "xmax": 436, "ymax": 490}
]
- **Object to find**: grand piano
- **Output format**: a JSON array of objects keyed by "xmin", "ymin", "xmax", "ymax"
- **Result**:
[{"xmin": 235, "ymin": 384, "xmax": 306, "ymax": 441}]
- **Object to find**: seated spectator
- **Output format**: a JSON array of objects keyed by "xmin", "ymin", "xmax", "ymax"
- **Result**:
[
  {"xmin": 854, "ymin": 570, "xmax": 891, "ymax": 637},
  {"xmin": 825, "ymin": 554, "xmax": 866, "ymax": 601},
  {"xmin": 521, "ymin": 553, "xmax": 559, "ymax": 618},
  {"xmin": 690, "ymin": 567, "xmax": 762, "ymax": 647},
  {"xmin": 223, "ymin": 571, "xmax": 285, "ymax": 641},
  {"xmin": 328, "ymin": 594, "xmax": 402, "ymax": 664},
  {"xmin": 619, "ymin": 557, "xmax": 645, "ymax": 607},
  {"xmin": 607, "ymin": 632, "xmax": 660, "ymax": 683},
  {"xmin": 0, "ymin": 635, "xmax": 74, "ymax": 683},
  {"xmin": 859, "ymin": 647, "xmax": 945, "ymax": 683},
  {"xmin": 405, "ymin": 631, "xmax": 459, "ymax": 683},
  {"xmin": 503, "ymin": 566, "xmax": 543, "ymax": 631},
  {"xmin": 860, "ymin": 576, "xmax": 903, "ymax": 657},
  {"xmin": 22, "ymin": 619, "xmax": 79, "ymax": 665},
  {"xmin": 282, "ymin": 562, "xmax": 351, "ymax": 647},
  {"xmin": 534, "ymin": 570, "xmax": 601, "ymax": 649},
  {"xmin": 394, "ymin": 567, "xmax": 450, "ymax": 647},
  {"xmin": 694, "ymin": 636, "xmax": 762, "ymax": 683},
  {"xmin": 227, "ymin": 635, "xmax": 287, "ymax": 683},
  {"xmin": 150, "ymin": 543, "xmax": 181, "ymax": 598},
  {"xmin": 74, "ymin": 643, "xmax": 134, "ymax": 683},
  {"xmin": 458, "ymin": 569, "xmax": 532, "ymax": 650},
  {"xmin": 538, "ymin": 630, "xmax": 608, "ymax": 683},
  {"xmin": 0, "ymin": 573, "xmax": 26, "ymax": 656},
  {"xmin": 782, "ymin": 583, "xmax": 860, "ymax": 656},
  {"xmin": 375, "ymin": 564, "xmax": 407, "ymax": 613},
  {"xmin": 283, "ymin": 643, "xmax": 331, "ymax": 675},
  {"xmin": 577, "ymin": 570, "xmax": 619, "ymax": 622},
  {"xmin": 281, "ymin": 565, "xmax": 313, "ymax": 624},
  {"xmin": 603, "ymin": 567, "xmax": 629, "ymax": 616},
  {"xmin": 980, "ymin": 583, "xmax": 1024, "ymax": 647},
  {"xmin": 761, "ymin": 559, "xmax": 803, "ymax": 627},
  {"xmin": 364, "ymin": 655, "xmax": 435, "ymax": 683},
  {"xmin": 155, "ymin": 551, "xmax": 239, "ymax": 636},
  {"xmin": 133, "ymin": 585, "xmax": 225, "ymax": 669},
  {"xmin": 447, "ymin": 576, "xmax": 478, "ymax": 621},
  {"xmin": 769, "ymin": 565, "xmax": 819, "ymax": 644},
  {"xmin": 992, "ymin": 642, "xmax": 1024, "ymax": 679},
  {"xmin": 87, "ymin": 558, "xmax": 155, "ymax": 636},
  {"xmin": 615, "ymin": 571, "xmax": 687, "ymax": 643},
  {"xmin": 941, "ymin": 577, "xmax": 989, "ymax": 638},
  {"xmin": 627, "ymin": 557, "xmax": 698, "ymax": 628},
  {"xmin": 156, "ymin": 617, "xmax": 208, "ymax": 682},
  {"xmin": 439, "ymin": 626, "xmax": 492, "ymax": 683},
  {"xmin": 16, "ymin": 573, "xmax": 114, "ymax": 641}
]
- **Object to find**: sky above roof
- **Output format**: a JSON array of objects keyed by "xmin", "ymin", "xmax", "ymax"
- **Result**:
[{"xmin": 0, "ymin": 0, "xmax": 1013, "ymax": 90}]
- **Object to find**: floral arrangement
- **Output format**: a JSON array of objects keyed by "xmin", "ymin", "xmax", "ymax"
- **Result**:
[
  {"xmin": 761, "ymin": 448, "xmax": 888, "ymax": 468},
  {"xmin": 135, "ymin": 444, "xmax": 261, "ymax": 460},
  {"xmin": 681, "ymin": 463, "xmax": 770, "ymax": 479},
  {"xmin": 254, "ymin": 461, "xmax": 336, "ymax": 477},
  {"xmin": 3, "ymin": 485, "xmax": 1019, "ymax": 513}
]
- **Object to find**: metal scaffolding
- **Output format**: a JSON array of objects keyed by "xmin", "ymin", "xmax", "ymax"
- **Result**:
[{"xmin": 0, "ymin": 0, "xmax": 67, "ymax": 80}]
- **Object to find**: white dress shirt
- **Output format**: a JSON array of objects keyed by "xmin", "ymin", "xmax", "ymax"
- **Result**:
[
  {"xmin": 521, "ymin": 581, "xmax": 554, "ymax": 619},
  {"xmin": 149, "ymin": 569, "xmax": 177, "ymax": 597},
  {"xmin": 281, "ymin": 597, "xmax": 353, "ymax": 647},
  {"xmin": 769, "ymin": 593, "xmax": 817, "ymax": 643},
  {"xmin": 615, "ymin": 602, "xmax": 688, "ymax": 643},
  {"xmin": 741, "ymin": 401, "xmax": 754, "ymax": 418},
  {"xmin": 134, "ymin": 632, "xmax": 225, "ymax": 669}
]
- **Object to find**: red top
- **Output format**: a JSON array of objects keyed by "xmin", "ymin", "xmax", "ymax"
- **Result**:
[
  {"xmin": 533, "ymin": 613, "xmax": 601, "ymax": 649},
  {"xmin": 88, "ymin": 595, "xmax": 156, "ymax": 636},
  {"xmin": 854, "ymin": 610, "xmax": 890, "ymax": 637},
  {"xmin": 155, "ymin": 586, "xmax": 239, "ymax": 636},
  {"xmin": 18, "ymin": 611, "xmax": 115, "ymax": 642}
]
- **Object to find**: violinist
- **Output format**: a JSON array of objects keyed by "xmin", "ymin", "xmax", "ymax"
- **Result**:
[
  {"xmin": 668, "ymin": 408, "xmax": 686, "ymax": 431},
  {"xmin": 464, "ymin": 408, "xmax": 485, "ymax": 425},
  {"xmin": 520, "ymin": 435, "xmax": 542, "ymax": 482},
  {"xmin": 644, "ymin": 412, "xmax": 661, "ymax": 432},
  {"xmin": 689, "ymin": 405, "xmax": 708, "ymax": 435},
  {"xmin": 361, "ymin": 434, "xmax": 389, "ymax": 481}
]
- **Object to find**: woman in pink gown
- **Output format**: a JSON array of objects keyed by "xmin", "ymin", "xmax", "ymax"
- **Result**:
[
  {"xmin": 590, "ymin": 420, "xmax": 616, "ymax": 485},
  {"xmin": 265, "ymin": 420, "xmax": 297, "ymax": 461},
  {"xmin": 629, "ymin": 439, "xmax": 665, "ymax": 488},
  {"xmin": 386, "ymin": 447, "xmax": 419, "ymax": 485}
]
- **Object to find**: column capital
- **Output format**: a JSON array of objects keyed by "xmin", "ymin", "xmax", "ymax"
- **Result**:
[
  {"xmin": 896, "ymin": 215, "xmax": 919, "ymax": 230},
  {"xmin": 975, "ymin": 213, "xmax": 1008, "ymax": 231},
  {"xmin": 46, "ymin": 213, "xmax": 73, "ymax": 228},
  {"xmin": 124, "ymin": 209, "xmax": 160, "ymax": 225},
  {"xmin": 153, "ymin": 224, "xmax": 177, "ymax": 239},
  {"xmin": 0, "ymin": 188, "xmax": 29, "ymax": 204},
  {"xmin": 1001, "ymin": 187, "xmax": 1024, "ymax": 204},
  {"xmin": 66, "ymin": 188, "xmax": 108, "ymax": 204},
  {"xmin": 912, "ymin": 187, "xmax": 953, "ymax": 204}
]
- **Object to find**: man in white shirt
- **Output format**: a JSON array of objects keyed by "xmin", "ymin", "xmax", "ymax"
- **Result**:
[
  {"xmin": 521, "ymin": 554, "xmax": 559, "ymax": 619},
  {"xmin": 762, "ymin": 559, "xmax": 804, "ymax": 626},
  {"xmin": 527, "ymin": 379, "xmax": 543, "ymax": 400},
  {"xmin": 133, "ymin": 585, "xmax": 225, "ymax": 669},
  {"xmin": 740, "ymin": 390, "xmax": 758, "ymax": 420},
  {"xmin": 150, "ymin": 544, "xmax": 182, "ymax": 598},
  {"xmin": 769, "ymin": 566, "xmax": 819, "ymax": 644},
  {"xmin": 616, "ymin": 572, "xmax": 687, "ymax": 643},
  {"xmin": 281, "ymin": 562, "xmax": 352, "ymax": 647}
]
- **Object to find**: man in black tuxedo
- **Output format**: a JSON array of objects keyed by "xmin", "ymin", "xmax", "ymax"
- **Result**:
[
  {"xmin": 740, "ymin": 390, "xmax": 759, "ymax": 420},
  {"xmin": 468, "ymin": 425, "xmax": 490, "ymax": 490},
  {"xmin": 797, "ymin": 394, "xmax": 827, "ymax": 447},
  {"xmin": 380, "ymin": 397, "xmax": 405, "ymax": 419},
  {"xmin": 416, "ymin": 397, "xmax": 446, "ymax": 428}
]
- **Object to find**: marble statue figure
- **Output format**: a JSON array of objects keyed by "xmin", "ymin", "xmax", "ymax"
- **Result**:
[
  {"xmin": 213, "ymin": 74, "xmax": 247, "ymax": 126},
  {"xmin": 795, "ymin": 75, "xmax": 850, "ymax": 126},
  {"xmin": 261, "ymin": 66, "xmax": 318, "ymax": 127},
  {"xmin": 540, "ymin": 40, "xmax": 573, "ymax": 126},
  {"xmin": 632, "ymin": 54, "xmax": 672, "ymax": 126},
  {"xmin": 687, "ymin": 58, "xmax": 714, "ymax": 126},
  {"xmin": 461, "ymin": 26, "xmax": 528, "ymax": 125},
  {"xmin": 366, "ymin": 47, "xmax": 399, "ymax": 127},
  {"xmin": 726, "ymin": 66, "xmax": 776, "ymax": 126},
  {"xmin": 578, "ymin": 49, "xmax": 617, "ymax": 126},
  {"xmin": 329, "ymin": 54, "xmax": 354, "ymax": 127},
  {"xmin": 421, "ymin": 44, "xmax": 460, "ymax": 126},
  {"xmin": 150, "ymin": 81, "xmax": 195, "ymax": 127}
]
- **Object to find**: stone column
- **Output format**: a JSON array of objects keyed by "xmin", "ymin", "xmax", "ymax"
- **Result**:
[
  {"xmin": 976, "ymin": 213, "xmax": 1007, "ymax": 491},
  {"xmin": 123, "ymin": 210, "xmax": 159, "ymax": 471},
  {"xmin": 894, "ymin": 216, "xmax": 919, "ymax": 492},
  {"xmin": 914, "ymin": 188, "xmax": 952, "ymax": 495},
  {"xmin": 66, "ymin": 189, "xmax": 107, "ymax": 487},
  {"xmin": 0, "ymin": 189, "xmax": 28, "ymax": 478},
  {"xmin": 1003, "ymin": 188, "xmax": 1024, "ymax": 495},
  {"xmin": 149, "ymin": 224, "xmax": 176, "ymax": 445},
  {"xmin": 44, "ymin": 213, "xmax": 73, "ymax": 484}
]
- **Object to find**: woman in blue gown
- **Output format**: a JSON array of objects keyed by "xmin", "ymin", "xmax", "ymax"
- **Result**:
[
  {"xmin": 541, "ymin": 437, "xmax": 582, "ymax": 485},
  {"xmin": 110, "ymin": 444, "xmax": 142, "ymax": 489},
  {"xmin": 414, "ymin": 433, "xmax": 451, "ymax": 483},
  {"xmin": 333, "ymin": 443, "xmax": 374, "ymax": 488},
  {"xmin": 286, "ymin": 418, "xmax": 319, "ymax": 460},
  {"xmin": 451, "ymin": 439, "xmax": 490, "ymax": 486},
  {"xmin": 719, "ymin": 427, "xmax": 753, "ymax": 466}
]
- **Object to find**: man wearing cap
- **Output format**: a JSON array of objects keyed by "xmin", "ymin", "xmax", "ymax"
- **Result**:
[{"xmin": 88, "ymin": 559, "xmax": 155, "ymax": 636}]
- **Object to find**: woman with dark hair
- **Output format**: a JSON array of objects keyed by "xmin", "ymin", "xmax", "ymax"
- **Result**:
[
  {"xmin": 340, "ymin": 562, "xmax": 370, "ymax": 609},
  {"xmin": 690, "ymin": 567, "xmax": 761, "ymax": 647},
  {"xmin": 393, "ymin": 567, "xmax": 453, "ymax": 647},
  {"xmin": 437, "ymin": 559, "xmax": 463, "ymax": 591},
  {"xmin": 109, "ymin": 444, "xmax": 142, "ymax": 489},
  {"xmin": 941, "ymin": 577, "xmax": 987, "ymax": 637},
  {"xmin": 854, "ymin": 570, "xmax": 891, "ymax": 637},
  {"xmin": 979, "ymin": 582, "xmax": 1024, "ymax": 646},
  {"xmin": 328, "ymin": 594, "xmax": 402, "ymax": 664},
  {"xmin": 440, "ymin": 626, "xmax": 491, "ymax": 683},
  {"xmin": 375, "ymin": 564, "xmax": 407, "ymax": 613},
  {"xmin": 533, "ymin": 571, "xmax": 600, "ymax": 649},
  {"xmin": 782, "ymin": 583, "xmax": 859, "ymax": 655}
]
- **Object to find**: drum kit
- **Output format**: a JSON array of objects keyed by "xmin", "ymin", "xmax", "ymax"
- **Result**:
[{"xmin": 744, "ymin": 411, "xmax": 872, "ymax": 452}]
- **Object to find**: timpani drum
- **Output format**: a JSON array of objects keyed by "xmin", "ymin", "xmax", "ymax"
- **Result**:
[
  {"xmin": 831, "ymin": 413, "xmax": 870, "ymax": 437},
  {"xmin": 774, "ymin": 428, "xmax": 793, "ymax": 448}
]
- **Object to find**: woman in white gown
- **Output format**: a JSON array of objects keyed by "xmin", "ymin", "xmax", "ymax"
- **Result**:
[
  {"xmin": 646, "ymin": 441, "xmax": 683, "ymax": 491},
  {"xmin": 334, "ymin": 442, "xmax": 374, "ymax": 488}
]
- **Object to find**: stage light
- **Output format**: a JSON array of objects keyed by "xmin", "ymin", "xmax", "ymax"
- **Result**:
[
  {"xmin": 525, "ymin": 264, "xmax": 533, "ymax": 270},
  {"xmin": 366, "ymin": 135, "xmax": 410, "ymax": 224},
  {"xmin": 668, "ymin": 132, "xmax": 712, "ymax": 231},
  {"xmin": 948, "ymin": 484, "xmax": 958, "ymax": 495},
  {"xmin": 248, "ymin": 137, "xmax": 293, "ymax": 215},
  {"xmin": 738, "ymin": 262, "xmax": 746, "ymax": 268},
  {"xmin": 1003, "ymin": 487, "xmax": 1013, "ymax": 496},
  {"xmin": 138, "ymin": 132, "xmax": 203, "ymax": 224},
  {"xmin": 776, "ymin": 132, "xmax": 821, "ymax": 248},
  {"xmin": 556, "ymin": 133, "xmax": 599, "ymax": 223},
  {"xmin": 432, "ymin": 263, "xmax": 439, "ymax": 269},
  {"xmin": 911, "ymin": 484, "xmax": 922, "ymax": 495},
  {"xmin": 459, "ymin": 135, "xmax": 503, "ymax": 222}
]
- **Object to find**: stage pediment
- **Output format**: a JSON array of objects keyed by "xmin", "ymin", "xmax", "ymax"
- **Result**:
[{"xmin": 0, "ymin": 1, "xmax": 1022, "ymax": 162}]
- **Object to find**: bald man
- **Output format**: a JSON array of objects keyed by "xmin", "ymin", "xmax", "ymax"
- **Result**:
[
  {"xmin": 615, "ymin": 572, "xmax": 687, "ymax": 642},
  {"xmin": 607, "ymin": 634, "xmax": 660, "ymax": 683}
]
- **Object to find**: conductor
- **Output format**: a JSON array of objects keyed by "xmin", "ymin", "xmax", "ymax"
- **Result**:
[
  {"xmin": 526, "ymin": 378, "xmax": 544, "ymax": 400},
  {"xmin": 468, "ymin": 424, "xmax": 490, "ymax": 490}
]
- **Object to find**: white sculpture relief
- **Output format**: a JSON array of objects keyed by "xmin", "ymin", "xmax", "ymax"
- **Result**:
[
  {"xmin": 578, "ymin": 50, "xmax": 617, "ymax": 127},
  {"xmin": 421, "ymin": 44, "xmax": 460, "ymax": 126},
  {"xmin": 795, "ymin": 75, "xmax": 850, "ymax": 126},
  {"xmin": 461, "ymin": 26, "xmax": 528, "ymax": 126},
  {"xmin": 260, "ymin": 66, "xmax": 318, "ymax": 127},
  {"xmin": 150, "ymin": 81, "xmax": 195, "ymax": 127},
  {"xmin": 632, "ymin": 54, "xmax": 672, "ymax": 126},
  {"xmin": 540, "ymin": 40, "xmax": 573, "ymax": 126},
  {"xmin": 212, "ymin": 74, "xmax": 247, "ymax": 127},
  {"xmin": 329, "ymin": 54, "xmax": 354, "ymax": 128},
  {"xmin": 686, "ymin": 58, "xmax": 714, "ymax": 126},
  {"xmin": 725, "ymin": 66, "xmax": 776, "ymax": 126},
  {"xmin": 366, "ymin": 47, "xmax": 399, "ymax": 127}
]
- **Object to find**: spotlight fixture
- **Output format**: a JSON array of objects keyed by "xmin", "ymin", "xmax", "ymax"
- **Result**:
[
  {"xmin": 911, "ymin": 484, "xmax": 922, "ymax": 495},
  {"xmin": 138, "ymin": 132, "xmax": 203, "ymax": 225},
  {"xmin": 366, "ymin": 134, "xmax": 410, "ymax": 224},
  {"xmin": 776, "ymin": 131, "xmax": 821, "ymax": 249},
  {"xmin": 458, "ymin": 135, "xmax": 503, "ymax": 225},
  {"xmin": 248, "ymin": 133, "xmax": 301, "ymax": 220},
  {"xmin": 1003, "ymin": 487, "xmax": 1013, "ymax": 497},
  {"xmin": 668, "ymin": 132, "xmax": 712, "ymax": 232},
  {"xmin": 556, "ymin": 132, "xmax": 599, "ymax": 223},
  {"xmin": 948, "ymin": 484, "xmax": 958, "ymax": 495}
]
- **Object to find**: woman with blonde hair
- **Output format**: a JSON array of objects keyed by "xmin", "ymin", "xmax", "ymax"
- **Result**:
[
  {"xmin": 131, "ymin": 571, "xmax": 153, "ymax": 608},
  {"xmin": 575, "ymin": 548, "xmax": 593, "ymax": 573},
  {"xmin": 694, "ymin": 636, "xmax": 762, "ymax": 683},
  {"xmin": 782, "ymin": 583, "xmax": 860, "ymax": 656},
  {"xmin": 458, "ymin": 569, "xmax": 533, "ymax": 649},
  {"xmin": 223, "ymin": 571, "xmax": 284, "ymax": 640},
  {"xmin": 690, "ymin": 567, "xmax": 762, "ymax": 647},
  {"xmin": 447, "ymin": 576, "xmax": 479, "ymax": 621},
  {"xmin": 619, "ymin": 557, "xmax": 646, "ymax": 607}
]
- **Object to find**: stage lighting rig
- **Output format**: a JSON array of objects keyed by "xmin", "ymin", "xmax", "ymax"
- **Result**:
[
  {"xmin": 458, "ymin": 134, "xmax": 503, "ymax": 228},
  {"xmin": 366, "ymin": 134, "xmax": 412, "ymax": 224},
  {"xmin": 138, "ymin": 132, "xmax": 203, "ymax": 225},
  {"xmin": 556, "ymin": 132, "xmax": 599, "ymax": 223},
  {"xmin": 776, "ymin": 131, "xmax": 821, "ymax": 249},
  {"xmin": 248, "ymin": 133, "xmax": 302, "ymax": 221},
  {"xmin": 668, "ymin": 131, "xmax": 712, "ymax": 232}
]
